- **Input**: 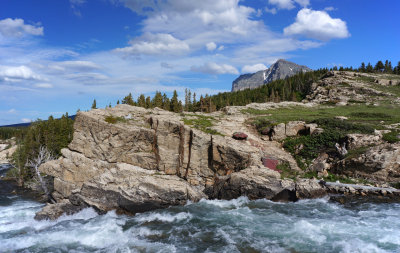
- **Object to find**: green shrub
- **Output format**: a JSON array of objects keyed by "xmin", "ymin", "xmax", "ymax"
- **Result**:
[
  {"xmin": 104, "ymin": 115, "xmax": 127, "ymax": 124},
  {"xmin": 252, "ymin": 118, "xmax": 276, "ymax": 134},
  {"xmin": 303, "ymin": 171, "xmax": 318, "ymax": 179},
  {"xmin": 349, "ymin": 112, "xmax": 392, "ymax": 120},
  {"xmin": 277, "ymin": 162, "xmax": 298, "ymax": 180},
  {"xmin": 311, "ymin": 118, "xmax": 374, "ymax": 134},
  {"xmin": 324, "ymin": 173, "xmax": 356, "ymax": 184},
  {"xmin": 382, "ymin": 130, "xmax": 400, "ymax": 143},
  {"xmin": 284, "ymin": 130, "xmax": 345, "ymax": 169},
  {"xmin": 183, "ymin": 115, "xmax": 223, "ymax": 136}
]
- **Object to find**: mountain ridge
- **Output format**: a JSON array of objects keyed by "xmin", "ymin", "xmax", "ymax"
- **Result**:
[{"xmin": 232, "ymin": 59, "xmax": 311, "ymax": 92}]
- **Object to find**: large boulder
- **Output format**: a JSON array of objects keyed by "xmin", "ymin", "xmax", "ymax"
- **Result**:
[
  {"xmin": 334, "ymin": 143, "xmax": 400, "ymax": 183},
  {"xmin": 295, "ymin": 179, "xmax": 327, "ymax": 199},
  {"xmin": 208, "ymin": 166, "xmax": 297, "ymax": 201},
  {"xmin": 37, "ymin": 105, "xmax": 295, "ymax": 219}
]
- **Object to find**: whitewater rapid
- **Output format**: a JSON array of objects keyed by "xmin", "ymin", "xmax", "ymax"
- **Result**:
[{"xmin": 1, "ymin": 194, "xmax": 400, "ymax": 253}]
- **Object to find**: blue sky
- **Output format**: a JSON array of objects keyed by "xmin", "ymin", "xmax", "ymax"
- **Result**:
[{"xmin": 0, "ymin": 0, "xmax": 399, "ymax": 125}]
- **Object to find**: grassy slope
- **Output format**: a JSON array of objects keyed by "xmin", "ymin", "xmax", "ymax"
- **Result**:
[{"xmin": 242, "ymin": 73, "xmax": 400, "ymax": 184}]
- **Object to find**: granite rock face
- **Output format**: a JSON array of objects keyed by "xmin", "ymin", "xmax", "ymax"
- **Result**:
[
  {"xmin": 37, "ymin": 105, "xmax": 318, "ymax": 220},
  {"xmin": 231, "ymin": 59, "xmax": 311, "ymax": 92},
  {"xmin": 334, "ymin": 143, "xmax": 400, "ymax": 183}
]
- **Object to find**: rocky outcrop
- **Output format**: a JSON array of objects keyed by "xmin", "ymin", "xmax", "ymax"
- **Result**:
[
  {"xmin": 38, "ymin": 105, "xmax": 316, "ymax": 220},
  {"xmin": 267, "ymin": 121, "xmax": 321, "ymax": 141},
  {"xmin": 304, "ymin": 71, "xmax": 398, "ymax": 105},
  {"xmin": 324, "ymin": 181, "xmax": 400, "ymax": 200},
  {"xmin": 333, "ymin": 143, "xmax": 400, "ymax": 183},
  {"xmin": 232, "ymin": 59, "xmax": 311, "ymax": 92},
  {"xmin": 0, "ymin": 138, "xmax": 16, "ymax": 164}
]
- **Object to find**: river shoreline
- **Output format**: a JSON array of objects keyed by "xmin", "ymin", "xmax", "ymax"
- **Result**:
[
  {"xmin": 0, "ymin": 163, "xmax": 47, "ymax": 205},
  {"xmin": 1, "ymin": 188, "xmax": 400, "ymax": 252}
]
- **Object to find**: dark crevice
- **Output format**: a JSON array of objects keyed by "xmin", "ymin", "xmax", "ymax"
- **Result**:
[
  {"xmin": 150, "ymin": 118, "xmax": 160, "ymax": 170},
  {"xmin": 184, "ymin": 130, "xmax": 193, "ymax": 180},
  {"xmin": 208, "ymin": 136, "xmax": 215, "ymax": 172},
  {"xmin": 177, "ymin": 125, "xmax": 185, "ymax": 177}
]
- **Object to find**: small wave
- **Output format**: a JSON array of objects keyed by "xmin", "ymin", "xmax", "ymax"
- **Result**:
[
  {"xmin": 198, "ymin": 196, "xmax": 250, "ymax": 209},
  {"xmin": 56, "ymin": 207, "xmax": 98, "ymax": 222},
  {"xmin": 334, "ymin": 239, "xmax": 390, "ymax": 253},
  {"xmin": 135, "ymin": 211, "xmax": 192, "ymax": 223}
]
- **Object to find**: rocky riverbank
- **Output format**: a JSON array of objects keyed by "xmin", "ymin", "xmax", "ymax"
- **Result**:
[{"xmin": 35, "ymin": 97, "xmax": 400, "ymax": 219}]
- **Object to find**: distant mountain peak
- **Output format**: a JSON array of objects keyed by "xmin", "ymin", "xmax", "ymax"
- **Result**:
[{"xmin": 231, "ymin": 59, "xmax": 311, "ymax": 92}]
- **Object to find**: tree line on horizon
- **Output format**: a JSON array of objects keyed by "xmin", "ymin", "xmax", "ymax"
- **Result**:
[
  {"xmin": 107, "ymin": 59, "xmax": 399, "ymax": 114},
  {"xmin": 332, "ymin": 60, "xmax": 400, "ymax": 74},
  {"xmin": 109, "ymin": 68, "xmax": 329, "ymax": 113}
]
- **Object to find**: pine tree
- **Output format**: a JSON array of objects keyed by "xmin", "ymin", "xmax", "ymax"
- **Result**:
[
  {"xmin": 359, "ymin": 62, "xmax": 366, "ymax": 72},
  {"xmin": 170, "ymin": 90, "xmax": 180, "ymax": 112},
  {"xmin": 152, "ymin": 91, "xmax": 163, "ymax": 108},
  {"xmin": 162, "ymin": 93, "xmax": 170, "ymax": 111},
  {"xmin": 291, "ymin": 92, "xmax": 297, "ymax": 102},
  {"xmin": 187, "ymin": 89, "xmax": 192, "ymax": 111},
  {"xmin": 396, "ymin": 62, "xmax": 400, "ymax": 75},
  {"xmin": 91, "ymin": 99, "xmax": 97, "ymax": 109},
  {"xmin": 375, "ymin": 60, "xmax": 384, "ymax": 72},
  {"xmin": 145, "ymin": 96, "xmax": 151, "ymax": 109},
  {"xmin": 177, "ymin": 101, "xmax": 183, "ymax": 113},
  {"xmin": 122, "ymin": 93, "xmax": 135, "ymax": 105},
  {"xmin": 117, "ymin": 100, "xmax": 120, "ymax": 105},
  {"xmin": 269, "ymin": 89, "xmax": 275, "ymax": 102},
  {"xmin": 384, "ymin": 60, "xmax": 393, "ymax": 73},
  {"xmin": 199, "ymin": 95, "xmax": 205, "ymax": 112},
  {"xmin": 137, "ymin": 94, "xmax": 146, "ymax": 108},
  {"xmin": 366, "ymin": 63, "xmax": 373, "ymax": 73},
  {"xmin": 184, "ymin": 88, "xmax": 189, "ymax": 111}
]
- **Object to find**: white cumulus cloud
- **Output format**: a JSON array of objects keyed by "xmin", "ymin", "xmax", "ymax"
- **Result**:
[
  {"xmin": 206, "ymin": 42, "xmax": 217, "ymax": 51},
  {"xmin": 0, "ymin": 65, "xmax": 43, "ymax": 82},
  {"xmin": 114, "ymin": 33, "xmax": 190, "ymax": 56},
  {"xmin": 0, "ymin": 18, "xmax": 43, "ymax": 37},
  {"xmin": 284, "ymin": 8, "xmax": 350, "ymax": 41},
  {"xmin": 241, "ymin": 64, "xmax": 267, "ymax": 73},
  {"xmin": 191, "ymin": 62, "xmax": 239, "ymax": 75},
  {"xmin": 268, "ymin": 0, "xmax": 309, "ymax": 10}
]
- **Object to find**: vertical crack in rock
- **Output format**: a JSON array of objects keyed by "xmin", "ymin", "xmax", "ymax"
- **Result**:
[
  {"xmin": 208, "ymin": 136, "xmax": 215, "ymax": 173},
  {"xmin": 185, "ymin": 130, "xmax": 193, "ymax": 179},
  {"xmin": 149, "ymin": 117, "xmax": 160, "ymax": 170},
  {"xmin": 177, "ymin": 125, "xmax": 185, "ymax": 177}
]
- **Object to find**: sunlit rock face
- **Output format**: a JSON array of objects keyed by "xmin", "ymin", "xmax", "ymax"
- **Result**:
[
  {"xmin": 232, "ymin": 59, "xmax": 311, "ymax": 92},
  {"xmin": 38, "ymin": 104, "xmax": 321, "ymax": 219}
]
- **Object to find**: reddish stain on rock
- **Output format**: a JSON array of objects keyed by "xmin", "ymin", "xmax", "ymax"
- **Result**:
[
  {"xmin": 232, "ymin": 132, "xmax": 248, "ymax": 140},
  {"xmin": 262, "ymin": 157, "xmax": 281, "ymax": 172}
]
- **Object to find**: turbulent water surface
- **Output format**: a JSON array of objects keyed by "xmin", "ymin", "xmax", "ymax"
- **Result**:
[{"xmin": 1, "ymin": 193, "xmax": 400, "ymax": 252}]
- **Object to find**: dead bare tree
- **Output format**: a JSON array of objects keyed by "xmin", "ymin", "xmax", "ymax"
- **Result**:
[{"xmin": 25, "ymin": 146, "xmax": 56, "ymax": 204}]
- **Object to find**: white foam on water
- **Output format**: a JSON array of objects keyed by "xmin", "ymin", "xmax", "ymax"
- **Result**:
[
  {"xmin": 134, "ymin": 211, "xmax": 192, "ymax": 223},
  {"xmin": 216, "ymin": 228, "xmax": 236, "ymax": 245},
  {"xmin": 291, "ymin": 219, "xmax": 327, "ymax": 244},
  {"xmin": 1, "ymin": 195, "xmax": 400, "ymax": 252},
  {"xmin": 198, "ymin": 196, "xmax": 249, "ymax": 208},
  {"xmin": 334, "ymin": 238, "xmax": 390, "ymax": 253}
]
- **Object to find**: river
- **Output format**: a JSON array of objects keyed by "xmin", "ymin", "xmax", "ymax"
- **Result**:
[{"xmin": 1, "ymin": 163, "xmax": 399, "ymax": 253}]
